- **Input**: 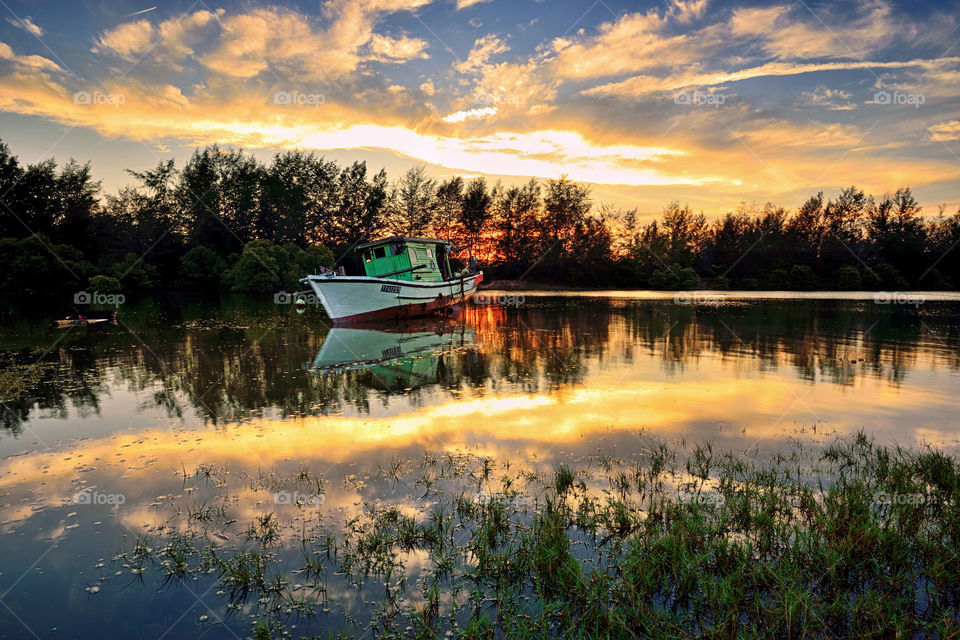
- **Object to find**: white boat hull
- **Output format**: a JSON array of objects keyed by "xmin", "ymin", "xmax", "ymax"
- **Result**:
[{"xmin": 300, "ymin": 272, "xmax": 483, "ymax": 323}]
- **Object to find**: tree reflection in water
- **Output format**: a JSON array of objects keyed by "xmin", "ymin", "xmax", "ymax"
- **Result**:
[{"xmin": 1, "ymin": 293, "xmax": 958, "ymax": 435}]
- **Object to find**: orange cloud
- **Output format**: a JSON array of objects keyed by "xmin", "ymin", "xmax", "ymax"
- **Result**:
[
  {"xmin": 368, "ymin": 33, "xmax": 430, "ymax": 60},
  {"xmin": 455, "ymin": 34, "xmax": 509, "ymax": 73},
  {"xmin": 0, "ymin": 41, "xmax": 62, "ymax": 72},
  {"xmin": 730, "ymin": 1, "xmax": 902, "ymax": 60},
  {"xmin": 930, "ymin": 120, "xmax": 960, "ymax": 142},
  {"xmin": 93, "ymin": 19, "xmax": 154, "ymax": 59},
  {"xmin": 551, "ymin": 10, "xmax": 690, "ymax": 80},
  {"xmin": 6, "ymin": 16, "xmax": 44, "ymax": 37}
]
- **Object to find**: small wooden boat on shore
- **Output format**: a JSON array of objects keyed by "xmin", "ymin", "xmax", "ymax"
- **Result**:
[
  {"xmin": 300, "ymin": 237, "xmax": 483, "ymax": 324},
  {"xmin": 53, "ymin": 310, "xmax": 118, "ymax": 329}
]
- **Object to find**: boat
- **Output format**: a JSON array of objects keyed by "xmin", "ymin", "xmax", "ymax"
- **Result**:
[
  {"xmin": 305, "ymin": 321, "xmax": 475, "ymax": 390},
  {"xmin": 300, "ymin": 237, "xmax": 483, "ymax": 324},
  {"xmin": 53, "ymin": 310, "xmax": 118, "ymax": 329}
]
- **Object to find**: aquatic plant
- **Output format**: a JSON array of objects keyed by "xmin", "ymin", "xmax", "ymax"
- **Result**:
[{"xmin": 122, "ymin": 433, "xmax": 960, "ymax": 638}]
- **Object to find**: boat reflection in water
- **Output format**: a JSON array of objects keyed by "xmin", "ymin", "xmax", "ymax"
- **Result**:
[{"xmin": 306, "ymin": 320, "xmax": 476, "ymax": 391}]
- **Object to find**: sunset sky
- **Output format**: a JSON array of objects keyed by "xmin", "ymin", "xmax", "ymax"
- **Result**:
[{"xmin": 1, "ymin": 0, "xmax": 959, "ymax": 217}]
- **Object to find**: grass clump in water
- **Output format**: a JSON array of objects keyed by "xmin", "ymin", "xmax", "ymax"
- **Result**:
[{"xmin": 125, "ymin": 432, "xmax": 960, "ymax": 638}]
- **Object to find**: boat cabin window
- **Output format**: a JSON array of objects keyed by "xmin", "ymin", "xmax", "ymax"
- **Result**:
[{"xmin": 364, "ymin": 246, "xmax": 389, "ymax": 262}]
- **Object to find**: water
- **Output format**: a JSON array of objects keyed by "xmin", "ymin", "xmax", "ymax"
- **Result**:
[{"xmin": 1, "ymin": 291, "xmax": 959, "ymax": 638}]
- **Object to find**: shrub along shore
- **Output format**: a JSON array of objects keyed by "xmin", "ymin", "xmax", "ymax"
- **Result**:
[
  {"xmin": 2, "ymin": 138, "xmax": 959, "ymax": 296},
  {"xmin": 119, "ymin": 433, "xmax": 960, "ymax": 638}
]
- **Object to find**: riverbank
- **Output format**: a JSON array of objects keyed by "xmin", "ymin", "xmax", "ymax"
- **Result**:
[{"xmin": 118, "ymin": 433, "xmax": 960, "ymax": 638}]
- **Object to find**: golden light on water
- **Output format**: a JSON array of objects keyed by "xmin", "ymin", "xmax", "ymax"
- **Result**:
[{"xmin": 2, "ymin": 332, "xmax": 953, "ymax": 521}]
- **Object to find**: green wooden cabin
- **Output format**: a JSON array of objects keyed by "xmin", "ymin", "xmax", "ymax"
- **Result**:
[{"xmin": 356, "ymin": 237, "xmax": 453, "ymax": 282}]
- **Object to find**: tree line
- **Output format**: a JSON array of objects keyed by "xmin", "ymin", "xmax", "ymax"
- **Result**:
[{"xmin": 0, "ymin": 138, "xmax": 958, "ymax": 295}]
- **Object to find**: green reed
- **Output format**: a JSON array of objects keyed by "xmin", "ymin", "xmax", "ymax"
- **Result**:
[{"xmin": 118, "ymin": 433, "xmax": 960, "ymax": 638}]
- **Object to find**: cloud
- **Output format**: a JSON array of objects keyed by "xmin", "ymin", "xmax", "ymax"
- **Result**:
[
  {"xmin": 468, "ymin": 57, "xmax": 557, "ymax": 116},
  {"xmin": 731, "ymin": 1, "xmax": 904, "ymax": 60},
  {"xmin": 737, "ymin": 119, "xmax": 862, "ymax": 150},
  {"xmin": 93, "ymin": 10, "xmax": 223, "ymax": 71},
  {"xmin": 6, "ymin": 16, "xmax": 43, "ymax": 37},
  {"xmin": 549, "ymin": 0, "xmax": 912, "ymax": 86},
  {"xmin": 155, "ymin": 10, "xmax": 223, "ymax": 65},
  {"xmin": 93, "ymin": 3, "xmax": 435, "ymax": 79},
  {"xmin": 318, "ymin": 0, "xmax": 433, "ymax": 71},
  {"xmin": 0, "ymin": 65, "xmax": 709, "ymax": 188},
  {"xmin": 442, "ymin": 106, "xmax": 496, "ymax": 122},
  {"xmin": 929, "ymin": 120, "xmax": 960, "ymax": 142},
  {"xmin": 668, "ymin": 0, "xmax": 708, "ymax": 24},
  {"xmin": 455, "ymin": 34, "xmax": 508, "ymax": 73},
  {"xmin": 4, "ymin": 0, "xmax": 959, "ymax": 215},
  {"xmin": 451, "ymin": 34, "xmax": 557, "ymax": 117},
  {"xmin": 0, "ymin": 41, "xmax": 61, "ymax": 73},
  {"xmin": 550, "ymin": 10, "xmax": 692, "ymax": 80},
  {"xmin": 798, "ymin": 86, "xmax": 856, "ymax": 111},
  {"xmin": 92, "ymin": 19, "xmax": 154, "ymax": 59},
  {"xmin": 2, "ymin": 59, "xmax": 956, "ymax": 212},
  {"xmin": 456, "ymin": 0, "xmax": 494, "ymax": 8},
  {"xmin": 584, "ymin": 58, "xmax": 960, "ymax": 99},
  {"xmin": 368, "ymin": 33, "xmax": 429, "ymax": 60},
  {"xmin": 198, "ymin": 8, "xmax": 328, "ymax": 78}
]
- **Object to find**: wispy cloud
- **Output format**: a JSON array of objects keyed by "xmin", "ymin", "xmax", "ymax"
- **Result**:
[
  {"xmin": 455, "ymin": 34, "xmax": 508, "ymax": 73},
  {"xmin": 6, "ymin": 16, "xmax": 43, "ymax": 37},
  {"xmin": 930, "ymin": 120, "xmax": 960, "ymax": 142},
  {"xmin": 729, "ymin": 1, "xmax": 903, "ymax": 60},
  {"xmin": 584, "ymin": 58, "xmax": 960, "ymax": 99},
  {"xmin": 798, "ymin": 86, "xmax": 857, "ymax": 111},
  {"xmin": 0, "ymin": 40, "xmax": 61, "ymax": 72}
]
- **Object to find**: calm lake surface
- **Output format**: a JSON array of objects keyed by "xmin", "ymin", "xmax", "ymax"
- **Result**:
[{"xmin": 1, "ymin": 291, "xmax": 959, "ymax": 638}]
